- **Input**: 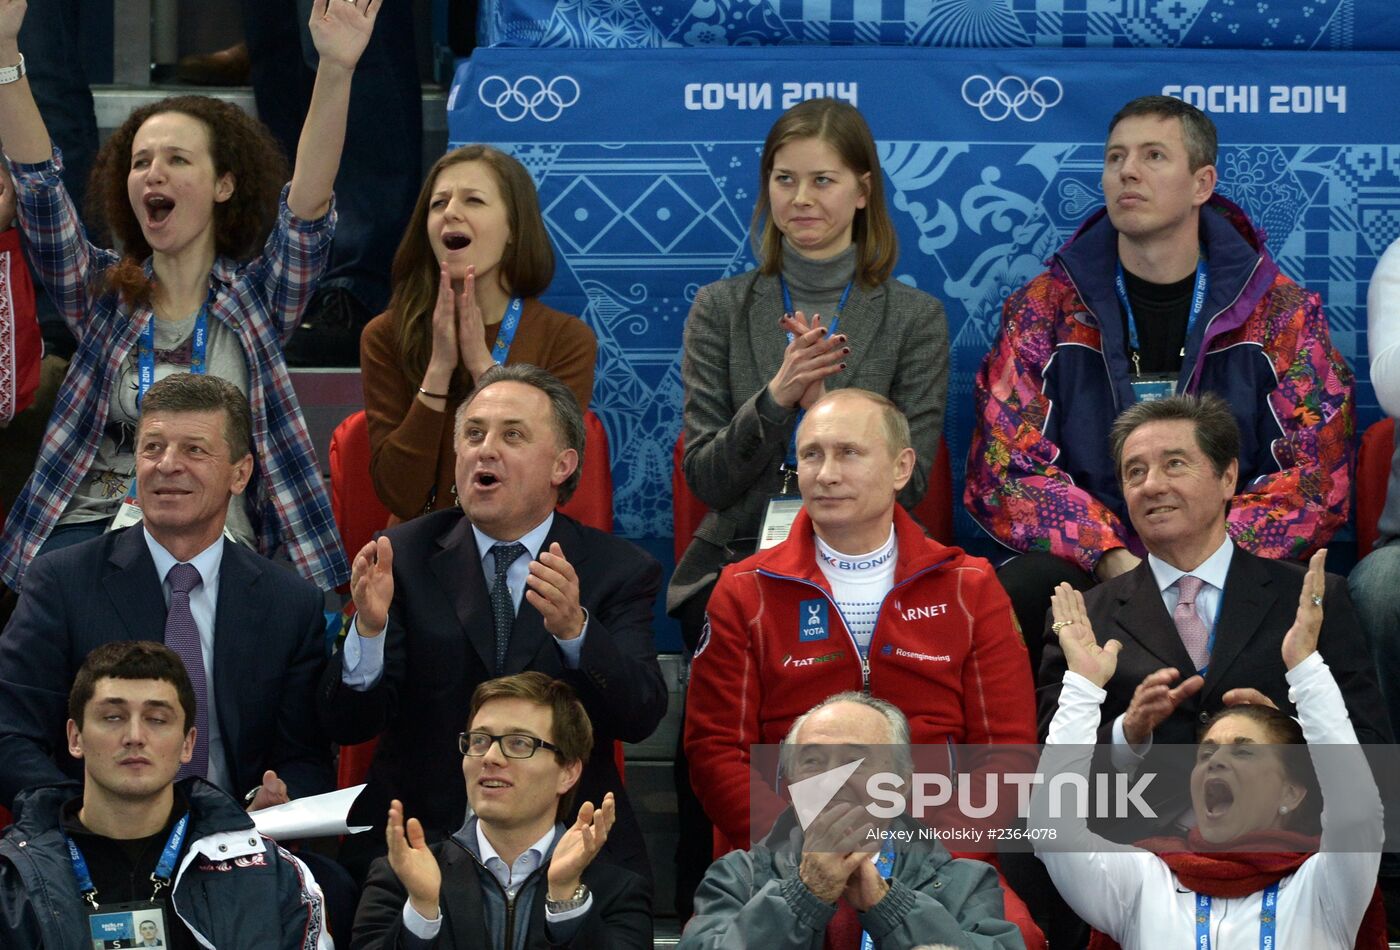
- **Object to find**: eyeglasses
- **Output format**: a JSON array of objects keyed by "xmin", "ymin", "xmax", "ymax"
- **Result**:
[{"xmin": 459, "ymin": 731, "xmax": 561, "ymax": 759}]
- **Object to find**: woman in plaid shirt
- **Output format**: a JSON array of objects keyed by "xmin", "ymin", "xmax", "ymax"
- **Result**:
[{"xmin": 0, "ymin": 0, "xmax": 386, "ymax": 593}]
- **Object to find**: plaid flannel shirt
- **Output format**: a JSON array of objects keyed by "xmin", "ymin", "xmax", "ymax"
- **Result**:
[{"xmin": 0, "ymin": 150, "xmax": 350, "ymax": 592}]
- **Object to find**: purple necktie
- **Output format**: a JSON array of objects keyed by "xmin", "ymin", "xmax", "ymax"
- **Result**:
[
  {"xmin": 165, "ymin": 562, "xmax": 209, "ymax": 779},
  {"xmin": 1173, "ymin": 574, "xmax": 1211, "ymax": 671}
]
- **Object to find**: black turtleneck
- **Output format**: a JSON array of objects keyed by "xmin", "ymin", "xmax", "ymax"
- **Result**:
[
  {"xmin": 1119, "ymin": 266, "xmax": 1198, "ymax": 375},
  {"xmin": 61, "ymin": 792, "xmax": 198, "ymax": 950}
]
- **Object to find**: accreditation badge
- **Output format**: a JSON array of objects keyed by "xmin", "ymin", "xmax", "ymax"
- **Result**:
[
  {"xmin": 86, "ymin": 900, "xmax": 170, "ymax": 948},
  {"xmin": 1129, "ymin": 375, "xmax": 1176, "ymax": 403},
  {"xmin": 107, "ymin": 479, "xmax": 144, "ymax": 533},
  {"xmin": 758, "ymin": 496, "xmax": 804, "ymax": 549}
]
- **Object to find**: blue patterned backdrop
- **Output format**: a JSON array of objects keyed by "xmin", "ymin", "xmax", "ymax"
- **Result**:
[
  {"xmin": 449, "ymin": 46, "xmax": 1400, "ymax": 565},
  {"xmin": 479, "ymin": 0, "xmax": 1400, "ymax": 50}
]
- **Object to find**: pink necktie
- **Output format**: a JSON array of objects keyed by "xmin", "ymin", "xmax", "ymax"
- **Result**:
[{"xmin": 1173, "ymin": 575, "xmax": 1210, "ymax": 670}]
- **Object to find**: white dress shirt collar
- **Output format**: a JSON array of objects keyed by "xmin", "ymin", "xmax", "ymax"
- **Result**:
[
  {"xmin": 471, "ymin": 512, "xmax": 555, "ymax": 565},
  {"xmin": 1147, "ymin": 535, "xmax": 1234, "ymax": 595},
  {"xmin": 143, "ymin": 528, "xmax": 226, "ymax": 588}
]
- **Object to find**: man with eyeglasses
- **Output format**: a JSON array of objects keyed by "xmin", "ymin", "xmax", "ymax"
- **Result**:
[{"xmin": 350, "ymin": 672, "xmax": 652, "ymax": 949}]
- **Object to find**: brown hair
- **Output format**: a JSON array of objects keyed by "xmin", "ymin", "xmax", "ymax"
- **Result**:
[
  {"xmin": 468, "ymin": 672, "xmax": 593, "ymax": 822},
  {"xmin": 88, "ymin": 95, "xmax": 289, "ymax": 307},
  {"xmin": 803, "ymin": 387, "xmax": 912, "ymax": 456},
  {"xmin": 1108, "ymin": 95, "xmax": 1219, "ymax": 172},
  {"xmin": 69, "ymin": 641, "xmax": 198, "ymax": 734},
  {"xmin": 1198, "ymin": 704, "xmax": 1321, "ymax": 834},
  {"xmin": 455, "ymin": 363, "xmax": 586, "ymax": 503},
  {"xmin": 1109, "ymin": 392, "xmax": 1241, "ymax": 482},
  {"xmin": 138, "ymin": 371, "xmax": 252, "ymax": 460},
  {"xmin": 751, "ymin": 98, "xmax": 897, "ymax": 288},
  {"xmin": 388, "ymin": 146, "xmax": 556, "ymax": 391}
]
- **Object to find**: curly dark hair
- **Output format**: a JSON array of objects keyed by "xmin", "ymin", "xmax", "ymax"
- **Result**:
[{"xmin": 88, "ymin": 95, "xmax": 290, "ymax": 304}]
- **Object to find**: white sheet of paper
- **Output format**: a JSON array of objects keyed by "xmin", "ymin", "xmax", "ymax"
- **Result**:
[{"xmin": 251, "ymin": 784, "xmax": 373, "ymax": 840}]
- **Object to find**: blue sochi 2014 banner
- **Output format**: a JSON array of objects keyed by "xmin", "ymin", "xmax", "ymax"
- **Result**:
[
  {"xmin": 478, "ymin": 0, "xmax": 1400, "ymax": 50},
  {"xmin": 449, "ymin": 46, "xmax": 1400, "ymax": 543}
]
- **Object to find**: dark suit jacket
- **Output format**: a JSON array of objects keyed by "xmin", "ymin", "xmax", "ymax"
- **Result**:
[
  {"xmin": 1037, "ymin": 547, "xmax": 1391, "ymax": 829},
  {"xmin": 0, "ymin": 527, "xmax": 333, "ymax": 806},
  {"xmin": 320, "ymin": 510, "xmax": 666, "ymax": 873},
  {"xmin": 350, "ymin": 828, "xmax": 653, "ymax": 949}
]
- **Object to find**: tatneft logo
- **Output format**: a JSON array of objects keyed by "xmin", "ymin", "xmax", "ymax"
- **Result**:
[
  {"xmin": 782, "ymin": 650, "xmax": 844, "ymax": 668},
  {"xmin": 961, "ymin": 74, "xmax": 1063, "ymax": 122},
  {"xmin": 478, "ymin": 75, "xmax": 581, "ymax": 122}
]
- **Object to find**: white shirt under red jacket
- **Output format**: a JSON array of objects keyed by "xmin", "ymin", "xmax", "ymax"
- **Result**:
[{"xmin": 684, "ymin": 504, "xmax": 1037, "ymax": 851}]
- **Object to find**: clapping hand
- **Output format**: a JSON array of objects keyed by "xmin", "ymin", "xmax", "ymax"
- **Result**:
[
  {"xmin": 1281, "ymin": 549, "xmax": 1327, "ymax": 671},
  {"xmin": 526, "ymin": 543, "xmax": 586, "ymax": 640},
  {"xmin": 547, "ymin": 792, "xmax": 615, "ymax": 899},
  {"xmin": 351, "ymin": 536, "xmax": 394, "ymax": 638},
  {"xmin": 1051, "ymin": 582, "xmax": 1121, "ymax": 689},
  {"xmin": 768, "ymin": 311, "xmax": 847, "ymax": 409},
  {"xmin": 386, "ymin": 799, "xmax": 442, "ymax": 921}
]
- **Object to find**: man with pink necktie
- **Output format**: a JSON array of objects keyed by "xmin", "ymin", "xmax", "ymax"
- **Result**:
[{"xmin": 1035, "ymin": 392, "xmax": 1390, "ymax": 835}]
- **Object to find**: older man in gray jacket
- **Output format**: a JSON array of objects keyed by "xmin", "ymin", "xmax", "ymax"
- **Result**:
[{"xmin": 679, "ymin": 692, "xmax": 1024, "ymax": 950}]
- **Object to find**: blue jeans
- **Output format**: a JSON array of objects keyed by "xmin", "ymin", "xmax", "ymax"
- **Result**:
[
  {"xmin": 36, "ymin": 520, "xmax": 107, "ymax": 558},
  {"xmin": 241, "ymin": 0, "xmax": 422, "ymax": 314}
]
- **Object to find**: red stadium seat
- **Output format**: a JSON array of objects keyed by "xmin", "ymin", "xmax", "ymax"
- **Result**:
[
  {"xmin": 672, "ymin": 431, "xmax": 707, "ymax": 564},
  {"xmin": 328, "ymin": 408, "xmax": 622, "ymax": 790},
  {"xmin": 1356, "ymin": 417, "xmax": 1395, "ymax": 560},
  {"xmin": 328, "ymin": 410, "xmax": 392, "ymax": 565},
  {"xmin": 672, "ymin": 430, "xmax": 955, "ymax": 560},
  {"xmin": 558, "ymin": 411, "xmax": 614, "ymax": 533}
]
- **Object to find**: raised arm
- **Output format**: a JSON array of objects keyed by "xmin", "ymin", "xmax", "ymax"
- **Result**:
[
  {"xmin": 286, "ymin": 0, "xmax": 381, "ymax": 220},
  {"xmin": 0, "ymin": 1, "xmax": 53, "ymax": 163}
]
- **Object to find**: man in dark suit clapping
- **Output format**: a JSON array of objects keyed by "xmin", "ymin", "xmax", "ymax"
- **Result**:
[{"xmin": 323, "ymin": 364, "xmax": 666, "ymax": 882}]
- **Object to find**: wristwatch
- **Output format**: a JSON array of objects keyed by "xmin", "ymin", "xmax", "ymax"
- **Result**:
[
  {"xmin": 545, "ymin": 883, "xmax": 589, "ymax": 913},
  {"xmin": 0, "ymin": 55, "xmax": 25, "ymax": 85}
]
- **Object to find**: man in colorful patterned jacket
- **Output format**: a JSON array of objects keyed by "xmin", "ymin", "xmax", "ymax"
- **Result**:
[{"xmin": 966, "ymin": 94, "xmax": 1353, "ymax": 678}]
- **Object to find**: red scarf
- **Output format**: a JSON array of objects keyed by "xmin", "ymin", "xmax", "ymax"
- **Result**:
[{"xmin": 1086, "ymin": 830, "xmax": 1386, "ymax": 950}]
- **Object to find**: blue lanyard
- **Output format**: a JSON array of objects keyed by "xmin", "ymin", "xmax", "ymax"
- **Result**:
[
  {"xmin": 779, "ymin": 278, "xmax": 854, "ymax": 469},
  {"xmin": 489, "ymin": 297, "xmax": 525, "ymax": 366},
  {"xmin": 138, "ymin": 306, "xmax": 210, "ymax": 405},
  {"xmin": 858, "ymin": 840, "xmax": 897, "ymax": 950},
  {"xmin": 1193, "ymin": 880, "xmax": 1279, "ymax": 950},
  {"xmin": 779, "ymin": 277, "xmax": 853, "ymax": 342},
  {"xmin": 67, "ymin": 812, "xmax": 190, "ymax": 908},
  {"xmin": 1114, "ymin": 257, "xmax": 1208, "ymax": 377}
]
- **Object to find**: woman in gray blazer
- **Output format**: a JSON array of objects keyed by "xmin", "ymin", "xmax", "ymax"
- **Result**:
[{"xmin": 667, "ymin": 97, "xmax": 950, "ymax": 642}]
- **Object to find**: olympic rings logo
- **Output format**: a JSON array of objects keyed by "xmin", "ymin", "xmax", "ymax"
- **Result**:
[
  {"xmin": 477, "ymin": 75, "xmax": 581, "ymax": 123},
  {"xmin": 960, "ymin": 75, "xmax": 1063, "ymax": 122}
]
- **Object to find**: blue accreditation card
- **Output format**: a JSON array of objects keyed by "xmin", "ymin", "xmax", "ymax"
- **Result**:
[
  {"xmin": 87, "ymin": 901, "xmax": 170, "ymax": 948},
  {"xmin": 1130, "ymin": 375, "xmax": 1177, "ymax": 403}
]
